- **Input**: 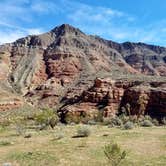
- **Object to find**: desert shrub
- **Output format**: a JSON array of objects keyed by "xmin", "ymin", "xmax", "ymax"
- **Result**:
[
  {"xmin": 103, "ymin": 116, "xmax": 122, "ymax": 127},
  {"xmin": 123, "ymin": 121, "xmax": 134, "ymax": 130},
  {"xmin": 35, "ymin": 108, "xmax": 59, "ymax": 128},
  {"xmin": 144, "ymin": 115, "xmax": 152, "ymax": 121},
  {"xmin": 152, "ymin": 119, "xmax": 159, "ymax": 126},
  {"xmin": 76, "ymin": 126, "xmax": 91, "ymax": 137},
  {"xmin": 53, "ymin": 132, "xmax": 64, "ymax": 140},
  {"xmin": 87, "ymin": 120, "xmax": 96, "ymax": 125},
  {"xmin": 104, "ymin": 143, "xmax": 127, "ymax": 166},
  {"xmin": 161, "ymin": 117, "xmax": 166, "ymax": 125},
  {"xmin": 111, "ymin": 116, "xmax": 123, "ymax": 127},
  {"xmin": 15, "ymin": 124, "xmax": 26, "ymax": 136},
  {"xmin": 0, "ymin": 140, "xmax": 12, "ymax": 146},
  {"xmin": 119, "ymin": 115, "xmax": 130, "ymax": 124},
  {"xmin": 141, "ymin": 120, "xmax": 153, "ymax": 127},
  {"xmin": 103, "ymin": 117, "xmax": 112, "ymax": 126}
]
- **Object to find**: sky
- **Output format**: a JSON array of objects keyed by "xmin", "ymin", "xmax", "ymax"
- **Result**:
[{"xmin": 0, "ymin": 0, "xmax": 166, "ymax": 46}]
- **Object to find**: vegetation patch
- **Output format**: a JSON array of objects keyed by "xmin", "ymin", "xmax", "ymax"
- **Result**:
[{"xmin": 7, "ymin": 151, "xmax": 58, "ymax": 166}]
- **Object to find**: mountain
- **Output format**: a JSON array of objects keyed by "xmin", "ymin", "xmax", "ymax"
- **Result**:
[{"xmin": 0, "ymin": 24, "xmax": 165, "ymax": 120}]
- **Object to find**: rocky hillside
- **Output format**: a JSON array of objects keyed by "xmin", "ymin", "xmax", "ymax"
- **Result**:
[{"xmin": 0, "ymin": 24, "xmax": 165, "ymax": 118}]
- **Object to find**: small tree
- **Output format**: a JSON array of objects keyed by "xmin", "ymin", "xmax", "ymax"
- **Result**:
[
  {"xmin": 137, "ymin": 94, "xmax": 148, "ymax": 118},
  {"xmin": 35, "ymin": 108, "xmax": 59, "ymax": 128},
  {"xmin": 104, "ymin": 143, "xmax": 127, "ymax": 166}
]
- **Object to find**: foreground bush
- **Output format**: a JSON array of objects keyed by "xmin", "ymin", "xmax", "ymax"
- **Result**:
[{"xmin": 104, "ymin": 143, "xmax": 127, "ymax": 166}]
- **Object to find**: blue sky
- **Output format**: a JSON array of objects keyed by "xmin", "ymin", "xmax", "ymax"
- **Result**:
[{"xmin": 0, "ymin": 0, "xmax": 166, "ymax": 46}]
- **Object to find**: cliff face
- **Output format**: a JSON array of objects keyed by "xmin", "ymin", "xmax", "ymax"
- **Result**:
[
  {"xmin": 0, "ymin": 24, "xmax": 165, "ymax": 117},
  {"xmin": 59, "ymin": 78, "xmax": 166, "ymax": 121}
]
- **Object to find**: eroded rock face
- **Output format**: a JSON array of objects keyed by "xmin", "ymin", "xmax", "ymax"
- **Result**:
[
  {"xmin": 59, "ymin": 78, "xmax": 166, "ymax": 121},
  {"xmin": 121, "ymin": 85, "xmax": 166, "ymax": 118}
]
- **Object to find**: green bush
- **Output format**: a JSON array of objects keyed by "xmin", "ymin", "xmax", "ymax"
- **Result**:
[
  {"xmin": 35, "ymin": 108, "xmax": 59, "ymax": 128},
  {"xmin": 76, "ymin": 126, "xmax": 91, "ymax": 137},
  {"xmin": 161, "ymin": 117, "xmax": 166, "ymax": 125},
  {"xmin": 123, "ymin": 121, "xmax": 134, "ymax": 130},
  {"xmin": 141, "ymin": 120, "xmax": 153, "ymax": 127},
  {"xmin": 104, "ymin": 143, "xmax": 127, "ymax": 166}
]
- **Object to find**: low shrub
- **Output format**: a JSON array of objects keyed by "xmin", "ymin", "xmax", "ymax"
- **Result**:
[
  {"xmin": 87, "ymin": 120, "xmax": 96, "ymax": 125},
  {"xmin": 35, "ymin": 108, "xmax": 59, "ymax": 128},
  {"xmin": 152, "ymin": 119, "xmax": 159, "ymax": 126},
  {"xmin": 76, "ymin": 126, "xmax": 91, "ymax": 137},
  {"xmin": 119, "ymin": 115, "xmax": 130, "ymax": 124},
  {"xmin": 144, "ymin": 115, "xmax": 152, "ymax": 121},
  {"xmin": 141, "ymin": 120, "xmax": 153, "ymax": 127},
  {"xmin": 123, "ymin": 121, "xmax": 134, "ymax": 130},
  {"xmin": 15, "ymin": 124, "xmax": 26, "ymax": 136},
  {"xmin": 53, "ymin": 132, "xmax": 64, "ymax": 140},
  {"xmin": 161, "ymin": 117, "xmax": 166, "ymax": 125},
  {"xmin": 111, "ymin": 116, "xmax": 123, "ymax": 127}
]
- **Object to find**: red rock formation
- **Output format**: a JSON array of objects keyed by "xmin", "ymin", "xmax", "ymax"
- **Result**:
[{"xmin": 60, "ymin": 78, "xmax": 166, "ymax": 120}]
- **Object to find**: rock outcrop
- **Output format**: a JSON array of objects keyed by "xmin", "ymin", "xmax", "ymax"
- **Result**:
[{"xmin": 59, "ymin": 78, "xmax": 166, "ymax": 121}]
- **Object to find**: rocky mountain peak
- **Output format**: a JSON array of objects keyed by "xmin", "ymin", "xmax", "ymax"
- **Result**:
[{"xmin": 51, "ymin": 24, "xmax": 85, "ymax": 37}]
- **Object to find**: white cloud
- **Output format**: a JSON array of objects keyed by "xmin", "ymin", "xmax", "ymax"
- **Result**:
[
  {"xmin": 31, "ymin": 0, "xmax": 59, "ymax": 13},
  {"xmin": 0, "ymin": 30, "xmax": 26, "ymax": 44},
  {"xmin": 0, "ymin": 27, "xmax": 44, "ymax": 44},
  {"xmin": 27, "ymin": 28, "xmax": 44, "ymax": 35}
]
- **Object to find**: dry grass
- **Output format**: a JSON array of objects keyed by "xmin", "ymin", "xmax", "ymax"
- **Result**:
[{"xmin": 0, "ymin": 125, "xmax": 165, "ymax": 166}]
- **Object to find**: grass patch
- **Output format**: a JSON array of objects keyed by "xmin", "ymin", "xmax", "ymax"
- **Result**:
[
  {"xmin": 7, "ymin": 151, "xmax": 58, "ymax": 166},
  {"xmin": 0, "ymin": 125, "xmax": 165, "ymax": 166}
]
